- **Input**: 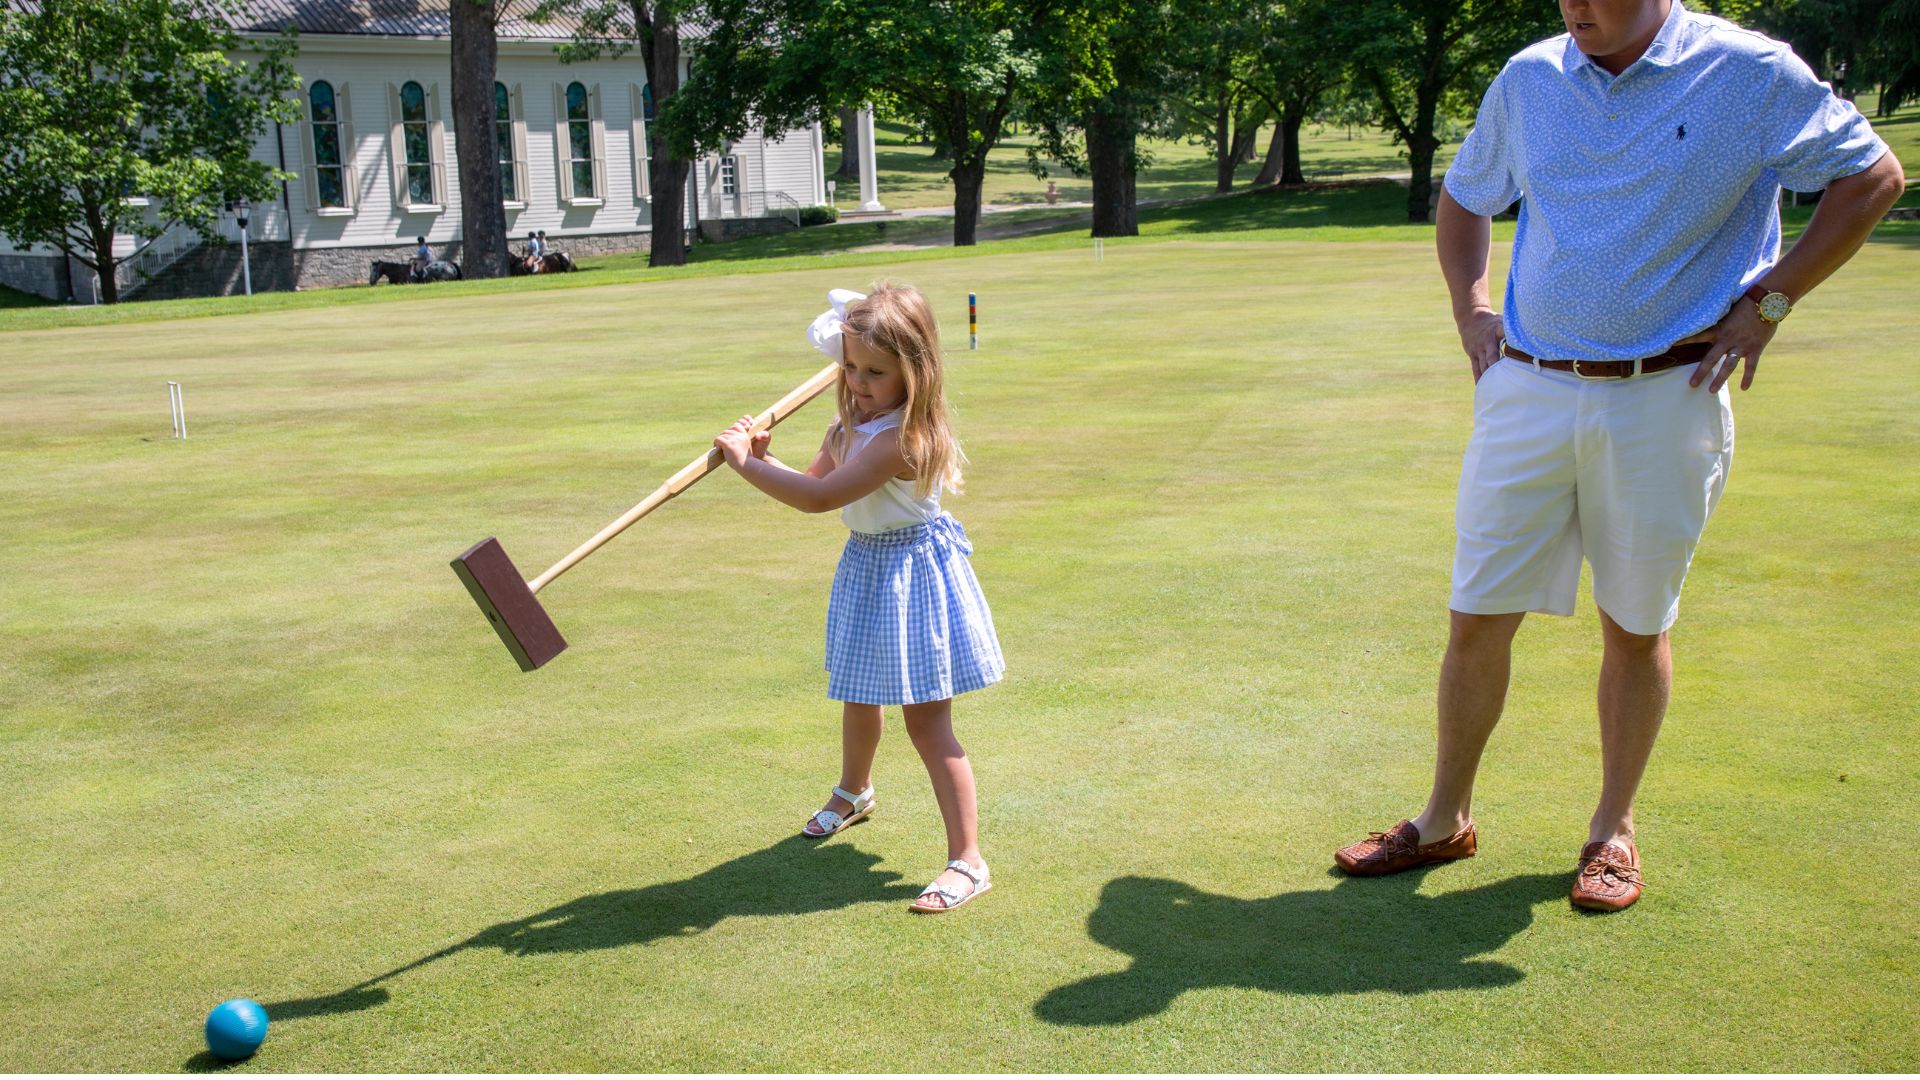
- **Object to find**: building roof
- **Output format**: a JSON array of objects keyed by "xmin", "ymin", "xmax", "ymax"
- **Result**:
[
  {"xmin": 2, "ymin": 0, "xmax": 660, "ymax": 42},
  {"xmin": 224, "ymin": 0, "xmax": 616, "ymax": 41}
]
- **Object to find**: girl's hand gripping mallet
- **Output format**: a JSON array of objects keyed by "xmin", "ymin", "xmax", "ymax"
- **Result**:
[{"xmin": 451, "ymin": 361, "xmax": 842, "ymax": 671}]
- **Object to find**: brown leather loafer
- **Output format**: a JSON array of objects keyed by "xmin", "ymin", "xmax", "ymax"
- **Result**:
[
  {"xmin": 1571, "ymin": 840, "xmax": 1643, "ymax": 911},
  {"xmin": 1333, "ymin": 819, "xmax": 1477, "ymax": 876}
]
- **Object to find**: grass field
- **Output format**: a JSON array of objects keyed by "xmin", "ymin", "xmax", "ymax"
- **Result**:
[
  {"xmin": 845, "ymin": 94, "xmax": 1920, "ymax": 212},
  {"xmin": 8, "ymin": 176, "xmax": 1917, "ymax": 336},
  {"xmin": 835, "ymin": 119, "xmax": 1460, "ymax": 211},
  {"xmin": 2, "ymin": 220, "xmax": 1918, "ymax": 1071}
]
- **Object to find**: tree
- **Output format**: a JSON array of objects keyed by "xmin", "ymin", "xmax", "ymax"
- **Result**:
[
  {"xmin": 1159, "ymin": 0, "xmax": 1269, "ymax": 195},
  {"xmin": 1247, "ymin": 0, "xmax": 1350, "ymax": 187},
  {"xmin": 1023, "ymin": 0, "xmax": 1183, "ymax": 236},
  {"xmin": 1348, "ymin": 0, "xmax": 1558, "ymax": 222},
  {"xmin": 0, "ymin": 0, "xmax": 298, "ymax": 303},
  {"xmin": 451, "ymin": 0, "xmax": 510, "ymax": 277},
  {"xmin": 539, "ymin": 0, "xmax": 692, "ymax": 266},
  {"xmin": 674, "ymin": 0, "xmax": 1048, "ymax": 247}
]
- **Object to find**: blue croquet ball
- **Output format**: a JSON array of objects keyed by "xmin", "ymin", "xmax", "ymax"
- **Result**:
[{"xmin": 204, "ymin": 998, "xmax": 268, "ymax": 1060}]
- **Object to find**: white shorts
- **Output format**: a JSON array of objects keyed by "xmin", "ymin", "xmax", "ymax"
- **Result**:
[{"xmin": 1450, "ymin": 359, "xmax": 1734, "ymax": 636}]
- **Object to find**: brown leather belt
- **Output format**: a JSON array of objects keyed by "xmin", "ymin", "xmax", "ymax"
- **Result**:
[{"xmin": 1500, "ymin": 340, "xmax": 1714, "ymax": 378}]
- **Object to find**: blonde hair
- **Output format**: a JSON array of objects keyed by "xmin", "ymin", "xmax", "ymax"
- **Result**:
[{"xmin": 831, "ymin": 282, "xmax": 965, "ymax": 499}]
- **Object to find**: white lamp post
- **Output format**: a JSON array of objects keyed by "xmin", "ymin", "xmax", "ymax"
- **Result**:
[{"xmin": 233, "ymin": 196, "xmax": 253, "ymax": 297}]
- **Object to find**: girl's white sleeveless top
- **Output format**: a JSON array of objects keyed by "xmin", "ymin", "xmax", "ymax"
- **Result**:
[{"xmin": 838, "ymin": 411, "xmax": 942, "ymax": 533}]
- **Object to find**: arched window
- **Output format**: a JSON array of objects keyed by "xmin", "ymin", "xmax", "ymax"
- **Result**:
[
  {"xmin": 566, "ymin": 81, "xmax": 594, "ymax": 198},
  {"xmin": 494, "ymin": 82, "xmax": 516, "ymax": 202},
  {"xmin": 309, "ymin": 81, "xmax": 346, "ymax": 208},
  {"xmin": 641, "ymin": 84, "xmax": 655, "ymax": 121},
  {"xmin": 400, "ymin": 80, "xmax": 432, "ymax": 203}
]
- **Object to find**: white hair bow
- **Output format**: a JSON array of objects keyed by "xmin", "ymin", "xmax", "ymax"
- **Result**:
[{"xmin": 807, "ymin": 288, "xmax": 867, "ymax": 361}]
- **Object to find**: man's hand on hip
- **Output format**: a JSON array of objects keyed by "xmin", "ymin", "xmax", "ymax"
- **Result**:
[
  {"xmin": 1682, "ymin": 298, "xmax": 1778, "ymax": 392},
  {"xmin": 1457, "ymin": 308, "xmax": 1505, "ymax": 383}
]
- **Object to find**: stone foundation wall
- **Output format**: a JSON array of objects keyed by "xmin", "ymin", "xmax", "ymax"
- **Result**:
[
  {"xmin": 550, "ymin": 231, "xmax": 656, "ymax": 259},
  {"xmin": 0, "ymin": 253, "xmax": 71, "ymax": 301},
  {"xmin": 292, "ymin": 240, "xmax": 467, "ymax": 290},
  {"xmin": 698, "ymin": 216, "xmax": 797, "ymax": 243},
  {"xmin": 115, "ymin": 229, "xmax": 657, "ymax": 299},
  {"xmin": 127, "ymin": 241, "xmax": 297, "ymax": 302}
]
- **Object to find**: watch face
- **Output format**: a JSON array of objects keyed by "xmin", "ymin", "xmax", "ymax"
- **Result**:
[{"xmin": 1759, "ymin": 292, "xmax": 1791, "ymax": 322}]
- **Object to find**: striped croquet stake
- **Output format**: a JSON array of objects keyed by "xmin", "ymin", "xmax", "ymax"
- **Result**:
[{"xmin": 969, "ymin": 292, "xmax": 978, "ymax": 349}]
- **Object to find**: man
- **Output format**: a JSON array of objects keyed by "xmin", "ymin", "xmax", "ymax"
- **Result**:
[
  {"xmin": 1334, "ymin": 0, "xmax": 1903, "ymax": 911},
  {"xmin": 411, "ymin": 235, "xmax": 432, "ymax": 281}
]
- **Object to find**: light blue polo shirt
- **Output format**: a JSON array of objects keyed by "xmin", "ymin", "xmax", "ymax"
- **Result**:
[{"xmin": 1444, "ymin": 1, "xmax": 1890, "ymax": 362}]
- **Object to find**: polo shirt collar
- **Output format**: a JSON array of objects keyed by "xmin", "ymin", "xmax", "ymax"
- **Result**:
[{"xmin": 1565, "ymin": 0, "xmax": 1690, "ymax": 77}]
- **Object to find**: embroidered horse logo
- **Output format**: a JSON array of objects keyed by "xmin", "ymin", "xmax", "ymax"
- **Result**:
[{"xmin": 1677, "ymin": 124, "xmax": 1687, "ymax": 139}]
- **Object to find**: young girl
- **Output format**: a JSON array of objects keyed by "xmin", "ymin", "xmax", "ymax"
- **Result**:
[{"xmin": 713, "ymin": 284, "xmax": 1005, "ymax": 914}]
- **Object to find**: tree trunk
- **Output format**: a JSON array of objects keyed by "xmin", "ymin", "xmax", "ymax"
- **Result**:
[
  {"xmin": 450, "ymin": 0, "xmax": 508, "ymax": 278},
  {"xmin": 638, "ymin": 7, "xmax": 688, "ymax": 267},
  {"xmin": 1253, "ymin": 122, "xmax": 1286, "ymax": 186},
  {"xmin": 1213, "ymin": 101, "xmax": 1234, "ymax": 193},
  {"xmin": 1231, "ymin": 120, "xmax": 1259, "ymax": 166},
  {"xmin": 834, "ymin": 105, "xmax": 859, "ymax": 181},
  {"xmin": 86, "ymin": 204, "xmax": 117, "ymax": 305},
  {"xmin": 1280, "ymin": 107, "xmax": 1306, "ymax": 185},
  {"xmin": 1086, "ymin": 105, "xmax": 1137, "ymax": 237},
  {"xmin": 1404, "ymin": 86, "xmax": 1441, "ymax": 223},
  {"xmin": 951, "ymin": 154, "xmax": 987, "ymax": 246}
]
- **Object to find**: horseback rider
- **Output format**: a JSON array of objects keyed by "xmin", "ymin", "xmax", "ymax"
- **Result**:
[{"xmin": 411, "ymin": 236, "xmax": 431, "ymax": 281}]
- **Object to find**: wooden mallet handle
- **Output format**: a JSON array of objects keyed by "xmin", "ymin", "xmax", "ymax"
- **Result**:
[{"xmin": 527, "ymin": 361, "xmax": 842, "ymax": 593}]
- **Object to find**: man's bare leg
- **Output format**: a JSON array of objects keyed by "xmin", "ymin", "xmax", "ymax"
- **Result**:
[
  {"xmin": 1591, "ymin": 609, "xmax": 1670, "ymax": 848},
  {"xmin": 1410, "ymin": 610, "xmax": 1527, "ymax": 845}
]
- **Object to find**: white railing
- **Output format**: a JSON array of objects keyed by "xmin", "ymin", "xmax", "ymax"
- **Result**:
[
  {"xmin": 714, "ymin": 190, "xmax": 805, "ymax": 226},
  {"xmin": 765, "ymin": 190, "xmax": 804, "ymax": 227},
  {"xmin": 122, "ymin": 220, "xmax": 203, "ymax": 296}
]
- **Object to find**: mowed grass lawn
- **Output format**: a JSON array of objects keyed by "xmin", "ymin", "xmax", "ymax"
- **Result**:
[{"xmin": 1, "ymin": 235, "xmax": 1916, "ymax": 1071}]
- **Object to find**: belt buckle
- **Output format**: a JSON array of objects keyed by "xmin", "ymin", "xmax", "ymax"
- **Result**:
[{"xmin": 1568, "ymin": 358, "xmax": 1637, "ymax": 380}]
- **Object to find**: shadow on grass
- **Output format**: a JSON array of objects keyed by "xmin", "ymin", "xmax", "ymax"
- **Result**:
[
  {"xmin": 1035, "ymin": 869, "xmax": 1566, "ymax": 1026},
  {"xmin": 253, "ymin": 834, "xmax": 917, "ymax": 1026}
]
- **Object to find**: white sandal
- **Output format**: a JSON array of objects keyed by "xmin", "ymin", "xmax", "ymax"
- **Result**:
[
  {"xmin": 909, "ymin": 859, "xmax": 991, "ymax": 913},
  {"xmin": 802, "ymin": 785, "xmax": 875, "ymax": 838}
]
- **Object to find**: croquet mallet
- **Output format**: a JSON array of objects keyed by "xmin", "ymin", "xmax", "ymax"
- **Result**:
[{"xmin": 452, "ymin": 361, "xmax": 842, "ymax": 672}]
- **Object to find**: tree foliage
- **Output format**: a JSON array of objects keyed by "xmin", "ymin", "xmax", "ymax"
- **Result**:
[
  {"xmin": 0, "ymin": 0, "xmax": 298, "ymax": 302},
  {"xmin": 673, "ymin": 0, "xmax": 1051, "ymax": 246},
  {"xmin": 1346, "ymin": 0, "xmax": 1559, "ymax": 223},
  {"xmin": 1019, "ymin": 0, "xmax": 1181, "ymax": 234}
]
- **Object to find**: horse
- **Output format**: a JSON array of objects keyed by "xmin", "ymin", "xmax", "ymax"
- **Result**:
[
  {"xmin": 510, "ymin": 251, "xmax": 577, "ymax": 276},
  {"xmin": 368, "ymin": 259, "xmax": 462, "ymax": 285}
]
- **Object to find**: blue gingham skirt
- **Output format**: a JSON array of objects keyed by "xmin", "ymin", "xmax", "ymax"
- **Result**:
[{"xmin": 824, "ymin": 513, "xmax": 1006, "ymax": 705}]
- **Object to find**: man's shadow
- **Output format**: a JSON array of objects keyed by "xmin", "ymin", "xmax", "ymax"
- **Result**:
[
  {"xmin": 1035, "ymin": 869, "xmax": 1567, "ymax": 1026},
  {"xmin": 257, "ymin": 834, "xmax": 918, "ymax": 1024}
]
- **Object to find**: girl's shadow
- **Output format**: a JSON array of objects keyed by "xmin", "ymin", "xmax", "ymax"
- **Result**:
[
  {"xmin": 1035, "ymin": 868, "xmax": 1568, "ymax": 1026},
  {"xmin": 256, "ymin": 835, "xmax": 918, "ymax": 1024}
]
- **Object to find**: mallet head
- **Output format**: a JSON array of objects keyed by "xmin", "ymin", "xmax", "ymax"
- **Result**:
[{"xmin": 451, "ymin": 537, "xmax": 568, "ymax": 672}]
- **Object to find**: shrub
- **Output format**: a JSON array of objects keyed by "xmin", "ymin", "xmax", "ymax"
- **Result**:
[{"xmin": 799, "ymin": 205, "xmax": 839, "ymax": 227}]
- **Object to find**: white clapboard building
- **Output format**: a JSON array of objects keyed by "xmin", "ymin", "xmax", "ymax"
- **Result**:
[{"xmin": 0, "ymin": 0, "xmax": 845, "ymax": 301}]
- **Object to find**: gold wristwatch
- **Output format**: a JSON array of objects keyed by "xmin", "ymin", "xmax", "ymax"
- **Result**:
[{"xmin": 1745, "ymin": 283, "xmax": 1792, "ymax": 324}]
